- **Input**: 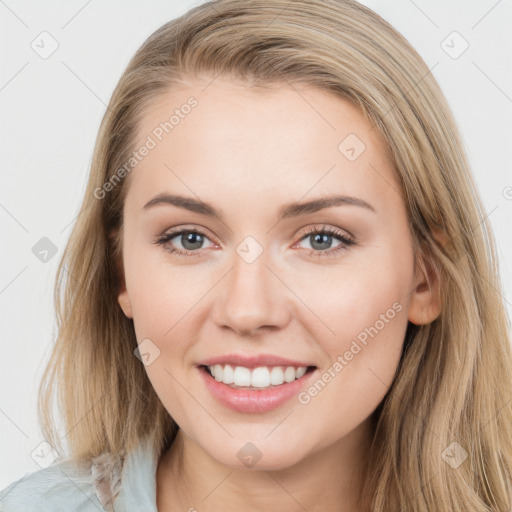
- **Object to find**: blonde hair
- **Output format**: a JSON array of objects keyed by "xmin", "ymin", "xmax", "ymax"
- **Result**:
[{"xmin": 39, "ymin": 0, "xmax": 512, "ymax": 509}]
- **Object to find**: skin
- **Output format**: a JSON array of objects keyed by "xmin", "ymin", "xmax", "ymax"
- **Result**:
[{"xmin": 116, "ymin": 77, "xmax": 441, "ymax": 512}]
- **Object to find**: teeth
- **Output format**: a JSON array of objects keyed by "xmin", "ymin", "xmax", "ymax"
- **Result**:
[
  {"xmin": 207, "ymin": 364, "xmax": 308, "ymax": 389},
  {"xmin": 233, "ymin": 366, "xmax": 251, "ymax": 386}
]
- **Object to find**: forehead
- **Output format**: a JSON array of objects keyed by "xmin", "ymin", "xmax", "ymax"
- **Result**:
[{"xmin": 125, "ymin": 77, "xmax": 400, "ymax": 214}]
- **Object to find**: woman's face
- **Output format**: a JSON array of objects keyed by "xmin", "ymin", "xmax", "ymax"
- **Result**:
[{"xmin": 117, "ymin": 77, "xmax": 435, "ymax": 470}]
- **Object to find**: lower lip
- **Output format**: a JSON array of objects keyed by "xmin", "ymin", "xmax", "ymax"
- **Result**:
[{"xmin": 197, "ymin": 366, "xmax": 317, "ymax": 413}]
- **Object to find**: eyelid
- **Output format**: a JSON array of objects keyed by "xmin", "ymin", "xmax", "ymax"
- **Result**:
[
  {"xmin": 160, "ymin": 224, "xmax": 220, "ymax": 245},
  {"xmin": 295, "ymin": 224, "xmax": 355, "ymax": 243}
]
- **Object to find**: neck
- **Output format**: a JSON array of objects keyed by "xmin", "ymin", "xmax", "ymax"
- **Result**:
[{"xmin": 157, "ymin": 420, "xmax": 372, "ymax": 512}]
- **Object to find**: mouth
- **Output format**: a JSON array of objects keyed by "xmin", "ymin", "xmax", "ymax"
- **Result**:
[
  {"xmin": 199, "ymin": 364, "xmax": 317, "ymax": 391},
  {"xmin": 197, "ymin": 362, "xmax": 319, "ymax": 413}
]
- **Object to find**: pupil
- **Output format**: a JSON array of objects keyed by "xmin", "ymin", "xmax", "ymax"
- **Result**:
[
  {"xmin": 182, "ymin": 232, "xmax": 203, "ymax": 250},
  {"xmin": 311, "ymin": 233, "xmax": 332, "ymax": 250}
]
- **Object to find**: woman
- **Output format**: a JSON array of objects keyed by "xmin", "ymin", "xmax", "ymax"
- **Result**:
[{"xmin": 1, "ymin": 0, "xmax": 511, "ymax": 510}]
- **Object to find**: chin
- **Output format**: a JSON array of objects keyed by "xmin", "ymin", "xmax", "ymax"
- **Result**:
[{"xmin": 206, "ymin": 438, "xmax": 309, "ymax": 471}]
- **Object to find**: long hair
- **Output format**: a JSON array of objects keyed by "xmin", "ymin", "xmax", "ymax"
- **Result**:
[{"xmin": 38, "ymin": 0, "xmax": 512, "ymax": 509}]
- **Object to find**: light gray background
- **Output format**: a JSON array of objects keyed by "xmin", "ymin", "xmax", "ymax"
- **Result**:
[{"xmin": 1, "ymin": 0, "xmax": 511, "ymax": 489}]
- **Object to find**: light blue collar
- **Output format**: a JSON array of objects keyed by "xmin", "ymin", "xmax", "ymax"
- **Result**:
[{"xmin": 114, "ymin": 433, "xmax": 160, "ymax": 511}]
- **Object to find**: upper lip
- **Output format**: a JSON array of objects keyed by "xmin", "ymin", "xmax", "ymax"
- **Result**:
[{"xmin": 198, "ymin": 353, "xmax": 316, "ymax": 369}]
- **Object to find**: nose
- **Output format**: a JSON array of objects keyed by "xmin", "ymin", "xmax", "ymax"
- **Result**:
[{"xmin": 211, "ymin": 248, "xmax": 292, "ymax": 336}]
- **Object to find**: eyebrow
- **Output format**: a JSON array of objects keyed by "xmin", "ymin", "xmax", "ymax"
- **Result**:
[{"xmin": 142, "ymin": 193, "xmax": 376, "ymax": 220}]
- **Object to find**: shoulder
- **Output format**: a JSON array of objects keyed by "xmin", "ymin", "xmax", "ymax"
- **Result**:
[
  {"xmin": 0, "ymin": 452, "xmax": 122, "ymax": 512},
  {"xmin": 0, "ymin": 433, "xmax": 160, "ymax": 512}
]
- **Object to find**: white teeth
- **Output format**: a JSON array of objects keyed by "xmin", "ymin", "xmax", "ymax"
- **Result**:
[
  {"xmin": 251, "ymin": 367, "xmax": 270, "ymax": 388},
  {"xmin": 233, "ymin": 366, "xmax": 251, "ymax": 386},
  {"xmin": 213, "ymin": 364, "xmax": 223, "ymax": 382},
  {"xmin": 207, "ymin": 364, "xmax": 309, "ymax": 389},
  {"xmin": 270, "ymin": 366, "xmax": 285, "ymax": 385},
  {"xmin": 284, "ymin": 367, "xmax": 296, "ymax": 383},
  {"xmin": 222, "ymin": 364, "xmax": 234, "ymax": 384},
  {"xmin": 295, "ymin": 366, "xmax": 307, "ymax": 379}
]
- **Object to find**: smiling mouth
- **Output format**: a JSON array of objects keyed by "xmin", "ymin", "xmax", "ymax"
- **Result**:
[{"xmin": 200, "ymin": 364, "xmax": 317, "ymax": 390}]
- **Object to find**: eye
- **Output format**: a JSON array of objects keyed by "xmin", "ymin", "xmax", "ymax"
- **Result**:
[
  {"xmin": 153, "ymin": 227, "xmax": 215, "ymax": 258},
  {"xmin": 153, "ymin": 224, "xmax": 356, "ymax": 259},
  {"xmin": 294, "ymin": 225, "xmax": 355, "ymax": 257}
]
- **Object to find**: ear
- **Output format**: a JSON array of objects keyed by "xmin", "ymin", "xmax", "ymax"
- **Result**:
[
  {"xmin": 408, "ymin": 233, "xmax": 445, "ymax": 326},
  {"xmin": 109, "ymin": 228, "xmax": 133, "ymax": 319},
  {"xmin": 117, "ymin": 281, "xmax": 133, "ymax": 319}
]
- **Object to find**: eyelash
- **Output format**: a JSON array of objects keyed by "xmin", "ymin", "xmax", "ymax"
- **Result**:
[{"xmin": 153, "ymin": 225, "xmax": 355, "ymax": 259}]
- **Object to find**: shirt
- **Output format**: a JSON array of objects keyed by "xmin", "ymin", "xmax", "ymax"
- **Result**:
[{"xmin": 0, "ymin": 433, "xmax": 160, "ymax": 511}]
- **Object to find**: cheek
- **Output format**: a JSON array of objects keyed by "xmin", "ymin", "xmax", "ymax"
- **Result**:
[
  {"xmin": 294, "ymin": 258, "xmax": 412, "ymax": 351},
  {"xmin": 125, "ymin": 245, "xmax": 212, "ymax": 340},
  {"xmin": 291, "ymin": 249, "xmax": 413, "ymax": 427},
  {"xmin": 293, "ymin": 279, "xmax": 409, "ymax": 442},
  {"xmin": 290, "ymin": 251, "xmax": 413, "ymax": 410}
]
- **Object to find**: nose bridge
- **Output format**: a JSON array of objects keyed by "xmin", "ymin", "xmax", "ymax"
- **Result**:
[{"xmin": 212, "ymin": 236, "xmax": 291, "ymax": 335}]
